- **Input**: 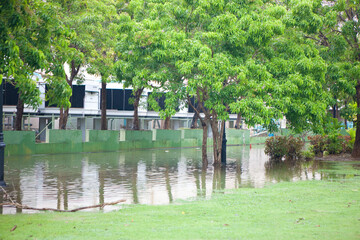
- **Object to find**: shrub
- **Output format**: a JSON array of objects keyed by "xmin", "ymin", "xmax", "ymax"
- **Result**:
[
  {"xmin": 265, "ymin": 136, "xmax": 304, "ymax": 162},
  {"xmin": 286, "ymin": 136, "xmax": 305, "ymax": 160},
  {"xmin": 308, "ymin": 135, "xmax": 327, "ymax": 156},
  {"xmin": 302, "ymin": 150, "xmax": 315, "ymax": 160},
  {"xmin": 326, "ymin": 132, "xmax": 343, "ymax": 154},
  {"xmin": 308, "ymin": 133, "xmax": 352, "ymax": 156},
  {"xmin": 265, "ymin": 136, "xmax": 287, "ymax": 162}
]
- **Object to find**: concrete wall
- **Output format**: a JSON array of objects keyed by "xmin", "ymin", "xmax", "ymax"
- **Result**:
[
  {"xmin": 227, "ymin": 129, "xmax": 250, "ymax": 145},
  {"xmin": 4, "ymin": 128, "xmax": 258, "ymax": 156},
  {"xmin": 4, "ymin": 131, "xmax": 35, "ymax": 156}
]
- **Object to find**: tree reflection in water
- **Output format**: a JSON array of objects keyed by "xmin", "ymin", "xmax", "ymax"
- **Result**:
[{"xmin": 1, "ymin": 146, "xmax": 339, "ymax": 214}]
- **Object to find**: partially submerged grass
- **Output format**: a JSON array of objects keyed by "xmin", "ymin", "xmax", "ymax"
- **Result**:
[{"xmin": 1, "ymin": 162, "xmax": 359, "ymax": 240}]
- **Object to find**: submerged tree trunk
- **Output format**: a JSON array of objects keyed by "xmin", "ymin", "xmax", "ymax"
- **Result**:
[
  {"xmin": 210, "ymin": 120, "xmax": 222, "ymax": 166},
  {"xmin": 188, "ymin": 97, "xmax": 208, "ymax": 167},
  {"xmin": 235, "ymin": 113, "xmax": 241, "ymax": 129},
  {"xmin": 352, "ymin": 82, "xmax": 360, "ymax": 158},
  {"xmin": 201, "ymin": 121, "xmax": 208, "ymax": 166},
  {"xmin": 15, "ymin": 94, "xmax": 24, "ymax": 131},
  {"xmin": 209, "ymin": 120, "xmax": 226, "ymax": 166},
  {"xmin": 132, "ymin": 88, "xmax": 144, "ymax": 130},
  {"xmin": 101, "ymin": 81, "xmax": 107, "ymax": 130}
]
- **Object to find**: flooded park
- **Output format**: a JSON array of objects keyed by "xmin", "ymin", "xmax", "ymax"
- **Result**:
[{"xmin": 0, "ymin": 145, "xmax": 342, "ymax": 214}]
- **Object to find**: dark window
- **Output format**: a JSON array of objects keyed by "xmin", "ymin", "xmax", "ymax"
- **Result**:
[
  {"xmin": 188, "ymin": 96, "xmax": 197, "ymax": 113},
  {"xmin": 147, "ymin": 92, "xmax": 165, "ymax": 111},
  {"xmin": 124, "ymin": 89, "xmax": 134, "ymax": 111},
  {"xmin": 45, "ymin": 84, "xmax": 84, "ymax": 108},
  {"xmin": 148, "ymin": 92, "xmax": 179, "ymax": 111},
  {"xmin": 70, "ymin": 85, "xmax": 85, "ymax": 108},
  {"xmin": 106, "ymin": 89, "xmax": 113, "ymax": 109},
  {"xmin": 3, "ymin": 81, "xmax": 19, "ymax": 106},
  {"xmin": 112, "ymin": 89, "xmax": 122, "ymax": 110},
  {"xmin": 100, "ymin": 89, "xmax": 134, "ymax": 111}
]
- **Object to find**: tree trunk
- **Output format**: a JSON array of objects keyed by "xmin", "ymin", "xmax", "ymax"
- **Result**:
[
  {"xmin": 351, "ymin": 83, "xmax": 360, "ymax": 158},
  {"xmin": 162, "ymin": 116, "xmax": 171, "ymax": 129},
  {"xmin": 210, "ymin": 120, "xmax": 222, "ymax": 166},
  {"xmin": 221, "ymin": 121, "xmax": 226, "ymax": 164},
  {"xmin": 344, "ymin": 101, "xmax": 348, "ymax": 129},
  {"xmin": 132, "ymin": 88, "xmax": 143, "ymax": 130},
  {"xmin": 101, "ymin": 81, "xmax": 107, "ymax": 130},
  {"xmin": 59, "ymin": 60, "xmax": 79, "ymax": 130},
  {"xmin": 59, "ymin": 107, "xmax": 70, "ymax": 130},
  {"xmin": 202, "ymin": 121, "xmax": 208, "ymax": 167},
  {"xmin": 235, "ymin": 113, "xmax": 241, "ymax": 129},
  {"xmin": 191, "ymin": 103, "xmax": 202, "ymax": 129},
  {"xmin": 191, "ymin": 113, "xmax": 198, "ymax": 128},
  {"xmin": 15, "ymin": 94, "xmax": 24, "ymax": 131},
  {"xmin": 188, "ymin": 97, "xmax": 208, "ymax": 165}
]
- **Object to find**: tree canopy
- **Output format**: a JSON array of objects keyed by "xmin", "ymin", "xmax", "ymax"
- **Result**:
[{"xmin": 285, "ymin": 0, "xmax": 360, "ymax": 156}]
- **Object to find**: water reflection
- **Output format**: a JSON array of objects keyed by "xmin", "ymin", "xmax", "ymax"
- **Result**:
[{"xmin": 0, "ymin": 145, "xmax": 335, "ymax": 214}]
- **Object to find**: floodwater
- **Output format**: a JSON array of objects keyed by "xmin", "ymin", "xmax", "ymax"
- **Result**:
[{"xmin": 0, "ymin": 145, "xmax": 341, "ymax": 214}]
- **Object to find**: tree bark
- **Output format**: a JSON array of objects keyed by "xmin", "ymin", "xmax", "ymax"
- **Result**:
[
  {"xmin": 132, "ymin": 88, "xmax": 144, "ymax": 130},
  {"xmin": 344, "ymin": 101, "xmax": 348, "ymax": 129},
  {"xmin": 188, "ymin": 96, "xmax": 208, "ymax": 166},
  {"xmin": 235, "ymin": 113, "xmax": 241, "ymax": 129},
  {"xmin": 101, "ymin": 81, "xmax": 107, "ymax": 130},
  {"xmin": 201, "ymin": 121, "xmax": 208, "ymax": 166},
  {"xmin": 209, "ymin": 119, "xmax": 226, "ymax": 166},
  {"xmin": 210, "ymin": 120, "xmax": 222, "ymax": 166},
  {"xmin": 162, "ymin": 116, "xmax": 171, "ymax": 129},
  {"xmin": 191, "ymin": 104, "xmax": 201, "ymax": 128},
  {"xmin": 15, "ymin": 94, "xmax": 24, "ymax": 131},
  {"xmin": 59, "ymin": 107, "xmax": 70, "ymax": 130},
  {"xmin": 59, "ymin": 60, "xmax": 79, "ymax": 130},
  {"xmin": 191, "ymin": 113, "xmax": 198, "ymax": 128},
  {"xmin": 351, "ymin": 82, "xmax": 360, "ymax": 158}
]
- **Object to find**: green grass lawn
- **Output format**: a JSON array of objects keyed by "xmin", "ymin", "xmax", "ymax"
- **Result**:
[{"xmin": 1, "ymin": 163, "xmax": 359, "ymax": 240}]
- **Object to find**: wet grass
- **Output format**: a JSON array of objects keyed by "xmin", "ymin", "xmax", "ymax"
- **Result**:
[{"xmin": 0, "ymin": 163, "xmax": 360, "ymax": 240}]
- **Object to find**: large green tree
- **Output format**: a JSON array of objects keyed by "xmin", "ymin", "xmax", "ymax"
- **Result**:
[
  {"xmin": 47, "ymin": 0, "xmax": 100, "ymax": 129},
  {"xmin": 151, "ymin": 0, "xmax": 329, "ymax": 166},
  {"xmin": 86, "ymin": 0, "xmax": 121, "ymax": 130},
  {"xmin": 0, "ymin": 0, "xmax": 56, "ymax": 130},
  {"xmin": 115, "ymin": 1, "xmax": 177, "ymax": 130},
  {"xmin": 286, "ymin": 0, "xmax": 360, "ymax": 157}
]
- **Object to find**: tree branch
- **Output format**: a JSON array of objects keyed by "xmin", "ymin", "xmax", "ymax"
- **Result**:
[
  {"xmin": 0, "ymin": 200, "xmax": 126, "ymax": 212},
  {"xmin": 304, "ymin": 35, "xmax": 320, "ymax": 42},
  {"xmin": 0, "ymin": 186, "xmax": 125, "ymax": 212},
  {"xmin": 337, "ymin": 13, "xmax": 346, "ymax": 23},
  {"xmin": 187, "ymin": 95, "xmax": 205, "ymax": 126}
]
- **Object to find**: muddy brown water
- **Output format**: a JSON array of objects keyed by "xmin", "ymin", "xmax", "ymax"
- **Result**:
[{"xmin": 0, "ymin": 145, "xmax": 356, "ymax": 214}]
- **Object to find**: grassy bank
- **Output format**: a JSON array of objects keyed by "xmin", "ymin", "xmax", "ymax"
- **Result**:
[{"xmin": 0, "ymin": 164, "xmax": 359, "ymax": 239}]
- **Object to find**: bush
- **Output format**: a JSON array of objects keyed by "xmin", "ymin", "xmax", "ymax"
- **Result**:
[
  {"xmin": 302, "ymin": 150, "xmax": 315, "ymax": 160},
  {"xmin": 286, "ymin": 136, "xmax": 305, "ymax": 160},
  {"xmin": 265, "ymin": 136, "xmax": 304, "ymax": 162},
  {"xmin": 265, "ymin": 136, "xmax": 287, "ymax": 162},
  {"xmin": 308, "ymin": 135, "xmax": 327, "ymax": 155},
  {"xmin": 308, "ymin": 133, "xmax": 352, "ymax": 156},
  {"xmin": 326, "ymin": 132, "xmax": 343, "ymax": 154}
]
